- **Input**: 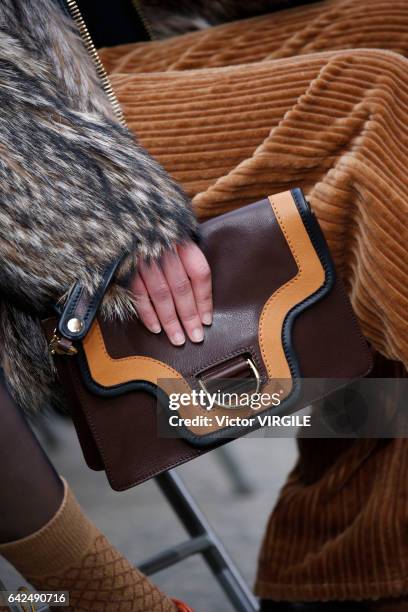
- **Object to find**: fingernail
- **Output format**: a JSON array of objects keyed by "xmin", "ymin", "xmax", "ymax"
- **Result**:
[
  {"xmin": 150, "ymin": 323, "xmax": 161, "ymax": 334},
  {"xmin": 172, "ymin": 332, "xmax": 185, "ymax": 346},
  {"xmin": 202, "ymin": 313, "xmax": 212, "ymax": 326},
  {"xmin": 191, "ymin": 328, "xmax": 204, "ymax": 343}
]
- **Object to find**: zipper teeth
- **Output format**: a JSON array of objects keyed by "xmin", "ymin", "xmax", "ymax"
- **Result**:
[
  {"xmin": 66, "ymin": 0, "xmax": 126, "ymax": 126},
  {"xmin": 130, "ymin": 0, "xmax": 156, "ymax": 41}
]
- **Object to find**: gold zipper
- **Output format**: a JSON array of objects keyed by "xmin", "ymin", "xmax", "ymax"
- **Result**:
[
  {"xmin": 65, "ymin": 0, "xmax": 126, "ymax": 126},
  {"xmin": 130, "ymin": 0, "xmax": 156, "ymax": 41}
]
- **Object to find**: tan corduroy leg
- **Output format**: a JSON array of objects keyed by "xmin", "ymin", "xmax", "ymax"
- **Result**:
[
  {"xmin": 0, "ymin": 480, "xmax": 177, "ymax": 612},
  {"xmin": 99, "ymin": 0, "xmax": 408, "ymax": 74}
]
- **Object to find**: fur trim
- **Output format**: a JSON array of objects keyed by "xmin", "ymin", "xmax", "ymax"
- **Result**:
[{"xmin": 0, "ymin": 0, "xmax": 196, "ymax": 413}]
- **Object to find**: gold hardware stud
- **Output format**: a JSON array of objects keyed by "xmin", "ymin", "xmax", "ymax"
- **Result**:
[
  {"xmin": 67, "ymin": 317, "xmax": 84, "ymax": 334},
  {"xmin": 49, "ymin": 332, "xmax": 78, "ymax": 356}
]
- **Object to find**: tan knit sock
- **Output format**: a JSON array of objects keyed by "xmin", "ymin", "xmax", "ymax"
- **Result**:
[{"xmin": 0, "ymin": 479, "xmax": 179, "ymax": 612}]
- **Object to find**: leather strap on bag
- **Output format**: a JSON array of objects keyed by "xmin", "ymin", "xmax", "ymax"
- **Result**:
[{"xmin": 49, "ymin": 258, "xmax": 122, "ymax": 355}]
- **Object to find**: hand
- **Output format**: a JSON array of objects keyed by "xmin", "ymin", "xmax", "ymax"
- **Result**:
[{"xmin": 131, "ymin": 241, "xmax": 213, "ymax": 346}]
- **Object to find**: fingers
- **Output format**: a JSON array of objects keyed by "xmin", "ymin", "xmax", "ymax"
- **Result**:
[
  {"xmin": 177, "ymin": 242, "xmax": 213, "ymax": 326},
  {"xmin": 131, "ymin": 242, "xmax": 213, "ymax": 347},
  {"xmin": 161, "ymin": 249, "xmax": 204, "ymax": 343},
  {"xmin": 138, "ymin": 259, "xmax": 186, "ymax": 346},
  {"xmin": 130, "ymin": 273, "xmax": 161, "ymax": 334}
]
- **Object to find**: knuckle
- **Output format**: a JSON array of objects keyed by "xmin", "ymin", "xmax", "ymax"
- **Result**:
[
  {"xmin": 135, "ymin": 298, "xmax": 151, "ymax": 312},
  {"xmin": 172, "ymin": 278, "xmax": 191, "ymax": 297},
  {"xmin": 196, "ymin": 296, "xmax": 212, "ymax": 307},
  {"xmin": 194, "ymin": 262, "xmax": 211, "ymax": 282},
  {"xmin": 181, "ymin": 312, "xmax": 200, "ymax": 325},
  {"xmin": 151, "ymin": 284, "xmax": 171, "ymax": 302}
]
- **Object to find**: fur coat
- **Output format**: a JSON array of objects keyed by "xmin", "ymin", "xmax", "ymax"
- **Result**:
[{"xmin": 0, "ymin": 0, "xmax": 196, "ymax": 414}]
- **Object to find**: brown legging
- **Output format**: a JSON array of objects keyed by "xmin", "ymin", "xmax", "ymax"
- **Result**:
[
  {"xmin": 99, "ymin": 0, "xmax": 408, "ymax": 604},
  {"xmin": 0, "ymin": 370, "xmax": 63, "ymax": 543}
]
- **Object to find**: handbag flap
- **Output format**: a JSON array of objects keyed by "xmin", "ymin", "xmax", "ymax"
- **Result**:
[{"xmin": 71, "ymin": 189, "xmax": 372, "ymax": 446}]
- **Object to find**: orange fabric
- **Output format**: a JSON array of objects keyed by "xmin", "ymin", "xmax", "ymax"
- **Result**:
[
  {"xmin": 99, "ymin": 0, "xmax": 408, "ymax": 602},
  {"xmin": 171, "ymin": 600, "xmax": 193, "ymax": 612}
]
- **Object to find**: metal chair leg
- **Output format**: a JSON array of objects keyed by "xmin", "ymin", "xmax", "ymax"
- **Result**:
[
  {"xmin": 139, "ymin": 470, "xmax": 259, "ymax": 612},
  {"xmin": 215, "ymin": 447, "xmax": 254, "ymax": 496}
]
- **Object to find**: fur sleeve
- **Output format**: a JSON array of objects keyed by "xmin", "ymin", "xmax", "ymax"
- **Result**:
[
  {"xmin": 0, "ymin": 48, "xmax": 196, "ymax": 315},
  {"xmin": 0, "ymin": 0, "xmax": 196, "ymax": 413}
]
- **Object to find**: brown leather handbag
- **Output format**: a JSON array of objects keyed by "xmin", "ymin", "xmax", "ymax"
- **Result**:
[{"xmin": 44, "ymin": 188, "xmax": 372, "ymax": 491}]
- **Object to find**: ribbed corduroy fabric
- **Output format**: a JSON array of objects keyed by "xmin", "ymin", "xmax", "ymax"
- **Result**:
[
  {"xmin": 100, "ymin": 0, "xmax": 408, "ymax": 73},
  {"xmin": 99, "ymin": 0, "xmax": 408, "ymax": 602}
]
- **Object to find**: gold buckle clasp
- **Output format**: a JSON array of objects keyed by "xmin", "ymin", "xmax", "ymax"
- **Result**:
[{"xmin": 198, "ymin": 357, "xmax": 261, "ymax": 410}]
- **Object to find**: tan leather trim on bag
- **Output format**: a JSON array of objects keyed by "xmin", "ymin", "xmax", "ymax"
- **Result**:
[
  {"xmin": 83, "ymin": 322, "xmax": 191, "ymax": 395},
  {"xmin": 259, "ymin": 191, "xmax": 325, "ymax": 382}
]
